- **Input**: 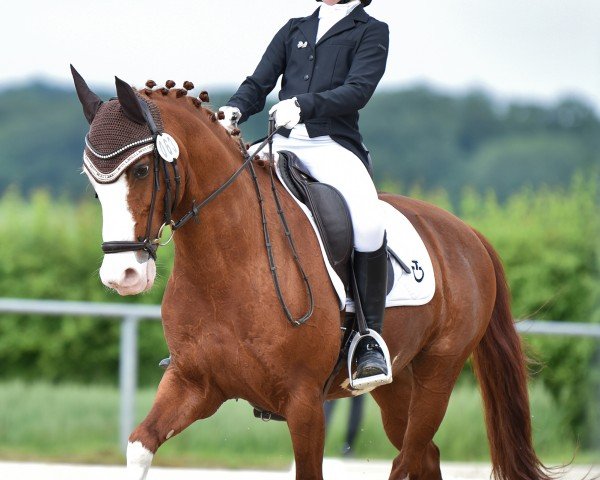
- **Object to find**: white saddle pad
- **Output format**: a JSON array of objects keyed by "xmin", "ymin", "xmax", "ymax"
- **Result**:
[{"xmin": 275, "ymin": 163, "xmax": 436, "ymax": 310}]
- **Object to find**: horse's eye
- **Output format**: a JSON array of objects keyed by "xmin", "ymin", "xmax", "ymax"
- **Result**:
[{"xmin": 133, "ymin": 164, "xmax": 150, "ymax": 179}]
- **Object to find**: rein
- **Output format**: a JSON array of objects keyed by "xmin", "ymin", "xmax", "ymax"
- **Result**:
[
  {"xmin": 243, "ymin": 118, "xmax": 315, "ymax": 327},
  {"xmin": 169, "ymin": 131, "xmax": 278, "ymax": 231}
]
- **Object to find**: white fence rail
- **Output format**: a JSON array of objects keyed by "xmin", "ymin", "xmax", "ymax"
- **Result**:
[{"xmin": 1, "ymin": 298, "xmax": 599, "ymax": 452}]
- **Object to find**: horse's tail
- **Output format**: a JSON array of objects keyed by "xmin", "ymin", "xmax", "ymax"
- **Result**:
[{"xmin": 471, "ymin": 229, "xmax": 554, "ymax": 480}]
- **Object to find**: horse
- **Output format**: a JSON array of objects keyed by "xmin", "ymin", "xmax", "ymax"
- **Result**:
[{"xmin": 72, "ymin": 69, "xmax": 554, "ymax": 480}]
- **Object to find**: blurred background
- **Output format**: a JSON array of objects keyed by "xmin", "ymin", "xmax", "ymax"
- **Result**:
[{"xmin": 0, "ymin": 0, "xmax": 598, "ymax": 470}]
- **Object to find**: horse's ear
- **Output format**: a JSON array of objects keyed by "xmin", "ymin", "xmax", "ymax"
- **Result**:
[
  {"xmin": 115, "ymin": 76, "xmax": 146, "ymax": 125},
  {"xmin": 70, "ymin": 65, "xmax": 103, "ymax": 124}
]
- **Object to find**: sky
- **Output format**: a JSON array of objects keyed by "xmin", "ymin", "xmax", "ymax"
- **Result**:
[{"xmin": 2, "ymin": 0, "xmax": 599, "ymax": 109}]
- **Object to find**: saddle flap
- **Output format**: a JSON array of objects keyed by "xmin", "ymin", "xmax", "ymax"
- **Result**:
[
  {"xmin": 305, "ymin": 182, "xmax": 353, "ymax": 271},
  {"xmin": 277, "ymin": 151, "xmax": 305, "ymax": 201},
  {"xmin": 277, "ymin": 150, "xmax": 353, "ymax": 284}
]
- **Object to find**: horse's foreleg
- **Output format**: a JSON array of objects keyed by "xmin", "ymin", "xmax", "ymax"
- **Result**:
[
  {"xmin": 285, "ymin": 387, "xmax": 326, "ymax": 480},
  {"xmin": 126, "ymin": 368, "xmax": 224, "ymax": 480}
]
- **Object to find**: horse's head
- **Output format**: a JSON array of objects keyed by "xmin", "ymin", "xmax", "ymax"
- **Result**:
[{"xmin": 72, "ymin": 67, "xmax": 203, "ymax": 295}]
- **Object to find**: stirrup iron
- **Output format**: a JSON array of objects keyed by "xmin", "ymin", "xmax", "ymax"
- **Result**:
[{"xmin": 347, "ymin": 330, "xmax": 392, "ymax": 390}]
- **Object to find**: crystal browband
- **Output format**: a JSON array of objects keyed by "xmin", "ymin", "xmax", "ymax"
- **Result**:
[
  {"xmin": 84, "ymin": 135, "xmax": 154, "ymax": 159},
  {"xmin": 83, "ymin": 144, "xmax": 155, "ymax": 183}
]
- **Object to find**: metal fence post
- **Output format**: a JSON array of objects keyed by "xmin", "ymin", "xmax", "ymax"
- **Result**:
[{"xmin": 120, "ymin": 315, "xmax": 139, "ymax": 453}]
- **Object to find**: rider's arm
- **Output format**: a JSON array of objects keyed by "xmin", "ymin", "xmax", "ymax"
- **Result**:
[
  {"xmin": 226, "ymin": 21, "xmax": 290, "ymax": 123},
  {"xmin": 295, "ymin": 20, "xmax": 389, "ymax": 120}
]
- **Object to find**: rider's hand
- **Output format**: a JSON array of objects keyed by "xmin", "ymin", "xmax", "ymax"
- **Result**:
[
  {"xmin": 269, "ymin": 98, "xmax": 301, "ymax": 129},
  {"xmin": 218, "ymin": 106, "xmax": 242, "ymax": 132}
]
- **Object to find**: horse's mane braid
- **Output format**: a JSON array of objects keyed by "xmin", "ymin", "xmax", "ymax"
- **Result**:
[
  {"xmin": 142, "ymin": 79, "xmax": 211, "ymax": 111},
  {"xmin": 140, "ymin": 79, "xmax": 244, "ymax": 144}
]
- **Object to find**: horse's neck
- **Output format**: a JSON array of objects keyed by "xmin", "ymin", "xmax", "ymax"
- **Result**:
[{"xmin": 171, "ymin": 123, "xmax": 260, "ymax": 279}]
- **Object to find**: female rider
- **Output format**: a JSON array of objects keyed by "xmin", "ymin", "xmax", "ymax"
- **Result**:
[{"xmin": 219, "ymin": 0, "xmax": 390, "ymax": 383}]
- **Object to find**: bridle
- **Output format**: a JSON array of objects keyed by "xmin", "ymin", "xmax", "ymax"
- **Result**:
[
  {"xmin": 73, "ymin": 65, "xmax": 313, "ymax": 326},
  {"xmin": 102, "ymin": 116, "xmax": 314, "ymax": 327},
  {"xmin": 100, "ymin": 114, "xmax": 314, "ymax": 326},
  {"xmin": 100, "ymin": 116, "xmax": 279, "ymax": 261},
  {"xmin": 99, "ymin": 102, "xmax": 181, "ymax": 261}
]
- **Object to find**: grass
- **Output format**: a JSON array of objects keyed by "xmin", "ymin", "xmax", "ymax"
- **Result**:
[{"xmin": 0, "ymin": 380, "xmax": 591, "ymax": 468}]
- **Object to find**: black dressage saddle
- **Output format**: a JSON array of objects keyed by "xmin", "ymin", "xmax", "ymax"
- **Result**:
[
  {"xmin": 277, "ymin": 150, "xmax": 354, "ymax": 286},
  {"xmin": 276, "ymin": 150, "xmax": 403, "ymax": 292}
]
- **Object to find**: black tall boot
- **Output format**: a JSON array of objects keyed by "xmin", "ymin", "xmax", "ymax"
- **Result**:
[{"xmin": 353, "ymin": 236, "xmax": 388, "ymax": 379}]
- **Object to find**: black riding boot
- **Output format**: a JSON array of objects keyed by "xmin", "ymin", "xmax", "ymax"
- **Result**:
[{"xmin": 353, "ymin": 236, "xmax": 388, "ymax": 379}]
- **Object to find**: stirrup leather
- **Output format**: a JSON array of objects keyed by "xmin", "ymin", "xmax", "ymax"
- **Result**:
[{"xmin": 347, "ymin": 330, "xmax": 392, "ymax": 390}]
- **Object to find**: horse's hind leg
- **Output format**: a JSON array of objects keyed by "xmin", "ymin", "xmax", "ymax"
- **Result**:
[
  {"xmin": 285, "ymin": 387, "xmax": 326, "ymax": 480},
  {"xmin": 387, "ymin": 350, "xmax": 467, "ymax": 480},
  {"xmin": 371, "ymin": 367, "xmax": 442, "ymax": 480},
  {"xmin": 126, "ymin": 368, "xmax": 224, "ymax": 480}
]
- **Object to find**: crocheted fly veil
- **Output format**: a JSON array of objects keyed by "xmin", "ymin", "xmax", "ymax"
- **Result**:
[{"xmin": 83, "ymin": 98, "xmax": 164, "ymax": 183}]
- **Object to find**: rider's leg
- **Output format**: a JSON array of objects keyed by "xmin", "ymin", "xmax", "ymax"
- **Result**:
[
  {"xmin": 271, "ymin": 133, "xmax": 389, "ymax": 378},
  {"xmin": 353, "ymin": 234, "xmax": 388, "ymax": 377}
]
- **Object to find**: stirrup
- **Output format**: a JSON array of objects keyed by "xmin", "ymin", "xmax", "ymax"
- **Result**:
[{"xmin": 347, "ymin": 330, "xmax": 392, "ymax": 390}]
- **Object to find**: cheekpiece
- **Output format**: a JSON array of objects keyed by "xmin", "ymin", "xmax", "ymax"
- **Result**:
[{"xmin": 83, "ymin": 97, "xmax": 164, "ymax": 183}]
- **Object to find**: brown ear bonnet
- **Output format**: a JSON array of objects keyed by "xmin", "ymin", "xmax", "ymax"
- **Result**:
[
  {"xmin": 83, "ymin": 99, "xmax": 164, "ymax": 183},
  {"xmin": 71, "ymin": 66, "xmax": 164, "ymax": 183}
]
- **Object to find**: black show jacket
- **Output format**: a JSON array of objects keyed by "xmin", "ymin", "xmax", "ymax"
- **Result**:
[{"xmin": 226, "ymin": 5, "xmax": 389, "ymax": 168}]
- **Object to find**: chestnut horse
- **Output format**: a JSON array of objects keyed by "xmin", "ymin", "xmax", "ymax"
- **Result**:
[{"xmin": 74, "ymin": 72, "xmax": 553, "ymax": 480}]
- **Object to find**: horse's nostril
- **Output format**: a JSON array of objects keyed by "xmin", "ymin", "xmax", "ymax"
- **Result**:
[{"xmin": 122, "ymin": 268, "xmax": 140, "ymax": 286}]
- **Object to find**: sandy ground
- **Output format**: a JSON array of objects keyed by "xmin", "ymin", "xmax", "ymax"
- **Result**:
[{"xmin": 0, "ymin": 459, "xmax": 597, "ymax": 479}]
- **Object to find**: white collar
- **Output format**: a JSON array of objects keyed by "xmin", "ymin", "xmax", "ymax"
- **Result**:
[{"xmin": 319, "ymin": 0, "xmax": 361, "ymax": 19}]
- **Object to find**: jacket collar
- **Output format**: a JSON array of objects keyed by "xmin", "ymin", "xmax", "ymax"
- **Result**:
[
  {"xmin": 297, "ymin": 9, "xmax": 320, "ymax": 49},
  {"xmin": 298, "ymin": 5, "xmax": 368, "ymax": 49}
]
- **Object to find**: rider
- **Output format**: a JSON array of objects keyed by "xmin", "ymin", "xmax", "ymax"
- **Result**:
[{"xmin": 219, "ymin": 0, "xmax": 390, "ymax": 382}]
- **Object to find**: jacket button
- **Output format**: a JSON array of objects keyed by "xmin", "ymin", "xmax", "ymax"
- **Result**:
[
  {"xmin": 308, "ymin": 55, "xmax": 314, "ymax": 61},
  {"xmin": 304, "ymin": 74, "xmax": 310, "ymax": 81}
]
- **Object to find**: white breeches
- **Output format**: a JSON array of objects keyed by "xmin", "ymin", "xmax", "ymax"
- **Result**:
[{"xmin": 269, "ymin": 126, "xmax": 385, "ymax": 252}]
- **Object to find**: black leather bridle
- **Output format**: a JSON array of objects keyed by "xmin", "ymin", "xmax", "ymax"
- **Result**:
[
  {"xmin": 101, "ymin": 119, "xmax": 281, "ymax": 262},
  {"xmin": 100, "ymin": 101, "xmax": 180, "ymax": 261},
  {"xmin": 101, "ymin": 115, "xmax": 314, "ymax": 327}
]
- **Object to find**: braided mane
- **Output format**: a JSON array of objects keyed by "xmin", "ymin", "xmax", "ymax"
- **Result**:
[{"xmin": 138, "ymin": 80, "xmax": 249, "ymax": 154}]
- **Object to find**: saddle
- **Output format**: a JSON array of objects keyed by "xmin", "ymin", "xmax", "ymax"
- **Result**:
[
  {"xmin": 277, "ymin": 150, "xmax": 353, "ymax": 286},
  {"xmin": 276, "ymin": 151, "xmax": 402, "ymax": 293}
]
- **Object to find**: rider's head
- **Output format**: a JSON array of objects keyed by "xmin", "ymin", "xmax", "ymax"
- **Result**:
[{"xmin": 317, "ymin": 0, "xmax": 372, "ymax": 6}]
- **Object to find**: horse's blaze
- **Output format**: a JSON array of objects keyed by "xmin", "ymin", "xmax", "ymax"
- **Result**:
[{"xmin": 85, "ymin": 172, "xmax": 156, "ymax": 295}]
